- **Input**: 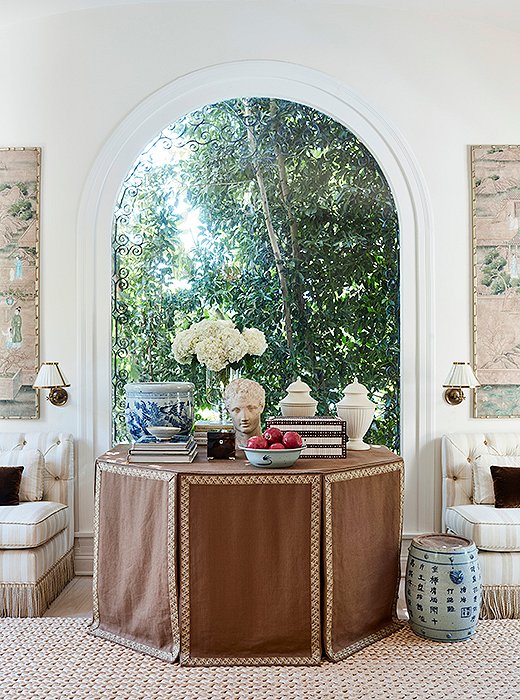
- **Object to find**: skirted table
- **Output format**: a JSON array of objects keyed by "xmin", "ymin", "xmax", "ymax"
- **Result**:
[{"xmin": 88, "ymin": 445, "xmax": 404, "ymax": 666}]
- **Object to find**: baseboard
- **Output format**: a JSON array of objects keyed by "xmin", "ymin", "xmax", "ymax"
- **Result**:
[
  {"xmin": 400, "ymin": 532, "xmax": 415, "ymax": 574},
  {"xmin": 74, "ymin": 532, "xmax": 93, "ymax": 576},
  {"xmin": 73, "ymin": 531, "xmax": 419, "ymax": 579}
]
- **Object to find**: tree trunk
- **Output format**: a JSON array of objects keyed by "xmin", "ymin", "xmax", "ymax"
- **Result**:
[
  {"xmin": 243, "ymin": 101, "xmax": 294, "ymax": 353},
  {"xmin": 270, "ymin": 101, "xmax": 301, "ymax": 261},
  {"xmin": 270, "ymin": 100, "xmax": 317, "ymax": 374}
]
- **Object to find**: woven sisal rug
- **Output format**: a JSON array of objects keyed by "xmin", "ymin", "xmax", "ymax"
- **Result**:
[{"xmin": 0, "ymin": 618, "xmax": 518, "ymax": 699}]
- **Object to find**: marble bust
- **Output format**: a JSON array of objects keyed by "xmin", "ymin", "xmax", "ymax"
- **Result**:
[{"xmin": 223, "ymin": 378, "xmax": 265, "ymax": 449}]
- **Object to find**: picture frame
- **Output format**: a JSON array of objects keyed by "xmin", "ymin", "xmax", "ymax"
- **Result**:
[
  {"xmin": 0, "ymin": 147, "xmax": 40, "ymax": 418},
  {"xmin": 472, "ymin": 145, "xmax": 520, "ymax": 418}
]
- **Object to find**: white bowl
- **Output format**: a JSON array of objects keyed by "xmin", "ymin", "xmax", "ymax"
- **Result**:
[
  {"xmin": 243, "ymin": 446, "xmax": 305, "ymax": 468},
  {"xmin": 147, "ymin": 425, "xmax": 181, "ymax": 440}
]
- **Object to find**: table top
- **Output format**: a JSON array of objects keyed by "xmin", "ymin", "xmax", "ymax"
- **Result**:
[{"xmin": 98, "ymin": 444, "xmax": 402, "ymax": 476}]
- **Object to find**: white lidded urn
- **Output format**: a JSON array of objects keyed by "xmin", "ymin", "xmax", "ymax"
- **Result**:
[
  {"xmin": 335, "ymin": 378, "xmax": 376, "ymax": 450},
  {"xmin": 279, "ymin": 377, "xmax": 318, "ymax": 417}
]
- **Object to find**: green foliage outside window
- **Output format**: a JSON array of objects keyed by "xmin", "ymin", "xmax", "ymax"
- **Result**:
[{"xmin": 112, "ymin": 98, "xmax": 400, "ymax": 449}]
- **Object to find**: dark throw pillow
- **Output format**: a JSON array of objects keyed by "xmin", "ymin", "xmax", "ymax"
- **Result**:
[
  {"xmin": 490, "ymin": 465, "xmax": 520, "ymax": 508},
  {"xmin": 0, "ymin": 466, "xmax": 24, "ymax": 506}
]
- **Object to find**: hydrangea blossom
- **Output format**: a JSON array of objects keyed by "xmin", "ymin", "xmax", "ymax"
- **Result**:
[
  {"xmin": 242, "ymin": 327, "xmax": 268, "ymax": 356},
  {"xmin": 172, "ymin": 319, "xmax": 267, "ymax": 372}
]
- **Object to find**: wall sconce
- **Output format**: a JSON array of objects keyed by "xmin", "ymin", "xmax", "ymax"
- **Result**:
[
  {"xmin": 443, "ymin": 362, "xmax": 480, "ymax": 405},
  {"xmin": 33, "ymin": 362, "xmax": 70, "ymax": 406}
]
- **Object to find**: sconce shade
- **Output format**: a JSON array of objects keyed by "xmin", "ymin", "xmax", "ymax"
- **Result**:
[
  {"xmin": 443, "ymin": 362, "xmax": 480, "ymax": 389},
  {"xmin": 33, "ymin": 362, "xmax": 70, "ymax": 389}
]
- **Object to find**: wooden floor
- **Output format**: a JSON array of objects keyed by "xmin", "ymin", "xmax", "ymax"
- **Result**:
[
  {"xmin": 44, "ymin": 576, "xmax": 93, "ymax": 619},
  {"xmin": 44, "ymin": 576, "xmax": 408, "ymax": 619}
]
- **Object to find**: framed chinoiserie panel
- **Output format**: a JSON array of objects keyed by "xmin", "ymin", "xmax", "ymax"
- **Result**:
[
  {"xmin": 472, "ymin": 145, "xmax": 520, "ymax": 418},
  {"xmin": 0, "ymin": 147, "xmax": 40, "ymax": 418}
]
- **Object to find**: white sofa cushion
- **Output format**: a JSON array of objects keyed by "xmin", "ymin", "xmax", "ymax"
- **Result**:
[
  {"xmin": 0, "ymin": 501, "xmax": 68, "ymax": 548},
  {"xmin": 0, "ymin": 528, "xmax": 69, "ymax": 584},
  {"xmin": 0, "ymin": 448, "xmax": 44, "ymax": 502},
  {"xmin": 472, "ymin": 454, "xmax": 520, "ymax": 504},
  {"xmin": 478, "ymin": 550, "xmax": 520, "ymax": 586},
  {"xmin": 446, "ymin": 504, "xmax": 520, "ymax": 551}
]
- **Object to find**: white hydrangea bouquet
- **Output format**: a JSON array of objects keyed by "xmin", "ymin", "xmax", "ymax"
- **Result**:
[{"xmin": 172, "ymin": 319, "xmax": 267, "ymax": 373}]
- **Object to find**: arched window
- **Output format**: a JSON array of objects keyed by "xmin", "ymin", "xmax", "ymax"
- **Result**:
[{"xmin": 112, "ymin": 98, "xmax": 399, "ymax": 448}]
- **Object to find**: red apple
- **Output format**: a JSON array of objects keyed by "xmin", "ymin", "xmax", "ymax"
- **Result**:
[
  {"xmin": 282, "ymin": 431, "xmax": 303, "ymax": 448},
  {"xmin": 247, "ymin": 435, "xmax": 269, "ymax": 449},
  {"xmin": 263, "ymin": 427, "xmax": 284, "ymax": 445},
  {"xmin": 269, "ymin": 442, "xmax": 285, "ymax": 450}
]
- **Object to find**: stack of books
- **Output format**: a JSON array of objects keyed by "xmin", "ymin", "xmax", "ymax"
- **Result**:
[
  {"xmin": 266, "ymin": 416, "xmax": 348, "ymax": 459},
  {"xmin": 128, "ymin": 435, "xmax": 198, "ymax": 463}
]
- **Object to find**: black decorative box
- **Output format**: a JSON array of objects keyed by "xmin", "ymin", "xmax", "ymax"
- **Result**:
[{"xmin": 207, "ymin": 431, "xmax": 236, "ymax": 460}]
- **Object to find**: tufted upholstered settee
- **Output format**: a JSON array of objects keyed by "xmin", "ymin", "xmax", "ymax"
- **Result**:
[
  {"xmin": 0, "ymin": 433, "xmax": 74, "ymax": 616},
  {"xmin": 442, "ymin": 432, "xmax": 520, "ymax": 619}
]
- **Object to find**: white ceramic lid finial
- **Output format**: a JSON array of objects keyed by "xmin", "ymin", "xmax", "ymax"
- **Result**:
[{"xmin": 337, "ymin": 379, "xmax": 375, "ymax": 408}]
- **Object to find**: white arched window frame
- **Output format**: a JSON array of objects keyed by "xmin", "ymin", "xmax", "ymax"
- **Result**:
[{"xmin": 77, "ymin": 61, "xmax": 435, "ymax": 539}]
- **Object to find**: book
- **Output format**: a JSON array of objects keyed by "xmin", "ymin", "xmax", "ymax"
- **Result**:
[
  {"xmin": 131, "ymin": 437, "xmax": 196, "ymax": 453},
  {"xmin": 266, "ymin": 416, "xmax": 348, "ymax": 458},
  {"xmin": 128, "ymin": 445, "xmax": 198, "ymax": 463},
  {"xmin": 267, "ymin": 416, "xmax": 345, "ymax": 431},
  {"xmin": 130, "ymin": 446, "xmax": 196, "ymax": 456},
  {"xmin": 133, "ymin": 435, "xmax": 193, "ymax": 447},
  {"xmin": 195, "ymin": 420, "xmax": 233, "ymax": 431}
]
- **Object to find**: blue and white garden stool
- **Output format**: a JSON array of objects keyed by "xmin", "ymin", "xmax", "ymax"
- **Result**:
[{"xmin": 405, "ymin": 533, "xmax": 481, "ymax": 642}]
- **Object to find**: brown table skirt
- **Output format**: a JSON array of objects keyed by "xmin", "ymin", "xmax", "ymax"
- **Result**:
[{"xmin": 89, "ymin": 448, "xmax": 404, "ymax": 665}]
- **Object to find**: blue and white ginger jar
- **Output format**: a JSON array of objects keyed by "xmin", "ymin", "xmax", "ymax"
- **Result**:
[{"xmin": 125, "ymin": 382, "xmax": 194, "ymax": 441}]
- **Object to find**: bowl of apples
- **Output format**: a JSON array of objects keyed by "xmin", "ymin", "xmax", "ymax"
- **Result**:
[{"xmin": 243, "ymin": 428, "xmax": 305, "ymax": 468}]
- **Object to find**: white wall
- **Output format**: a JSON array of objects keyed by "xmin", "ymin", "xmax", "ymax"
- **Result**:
[{"xmin": 1, "ymin": 1, "xmax": 520, "ymax": 570}]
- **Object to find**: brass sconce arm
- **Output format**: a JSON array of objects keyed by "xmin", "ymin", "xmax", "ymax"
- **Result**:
[
  {"xmin": 33, "ymin": 362, "xmax": 70, "ymax": 407},
  {"xmin": 443, "ymin": 362, "xmax": 480, "ymax": 406},
  {"xmin": 443, "ymin": 387, "xmax": 466, "ymax": 405}
]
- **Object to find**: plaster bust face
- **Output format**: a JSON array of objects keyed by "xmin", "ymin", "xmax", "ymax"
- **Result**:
[{"xmin": 224, "ymin": 378, "xmax": 265, "ymax": 447}]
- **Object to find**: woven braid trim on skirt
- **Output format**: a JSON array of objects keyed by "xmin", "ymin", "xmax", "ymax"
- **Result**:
[
  {"xmin": 481, "ymin": 585, "xmax": 520, "ymax": 620},
  {"xmin": 0, "ymin": 548, "xmax": 74, "ymax": 617}
]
